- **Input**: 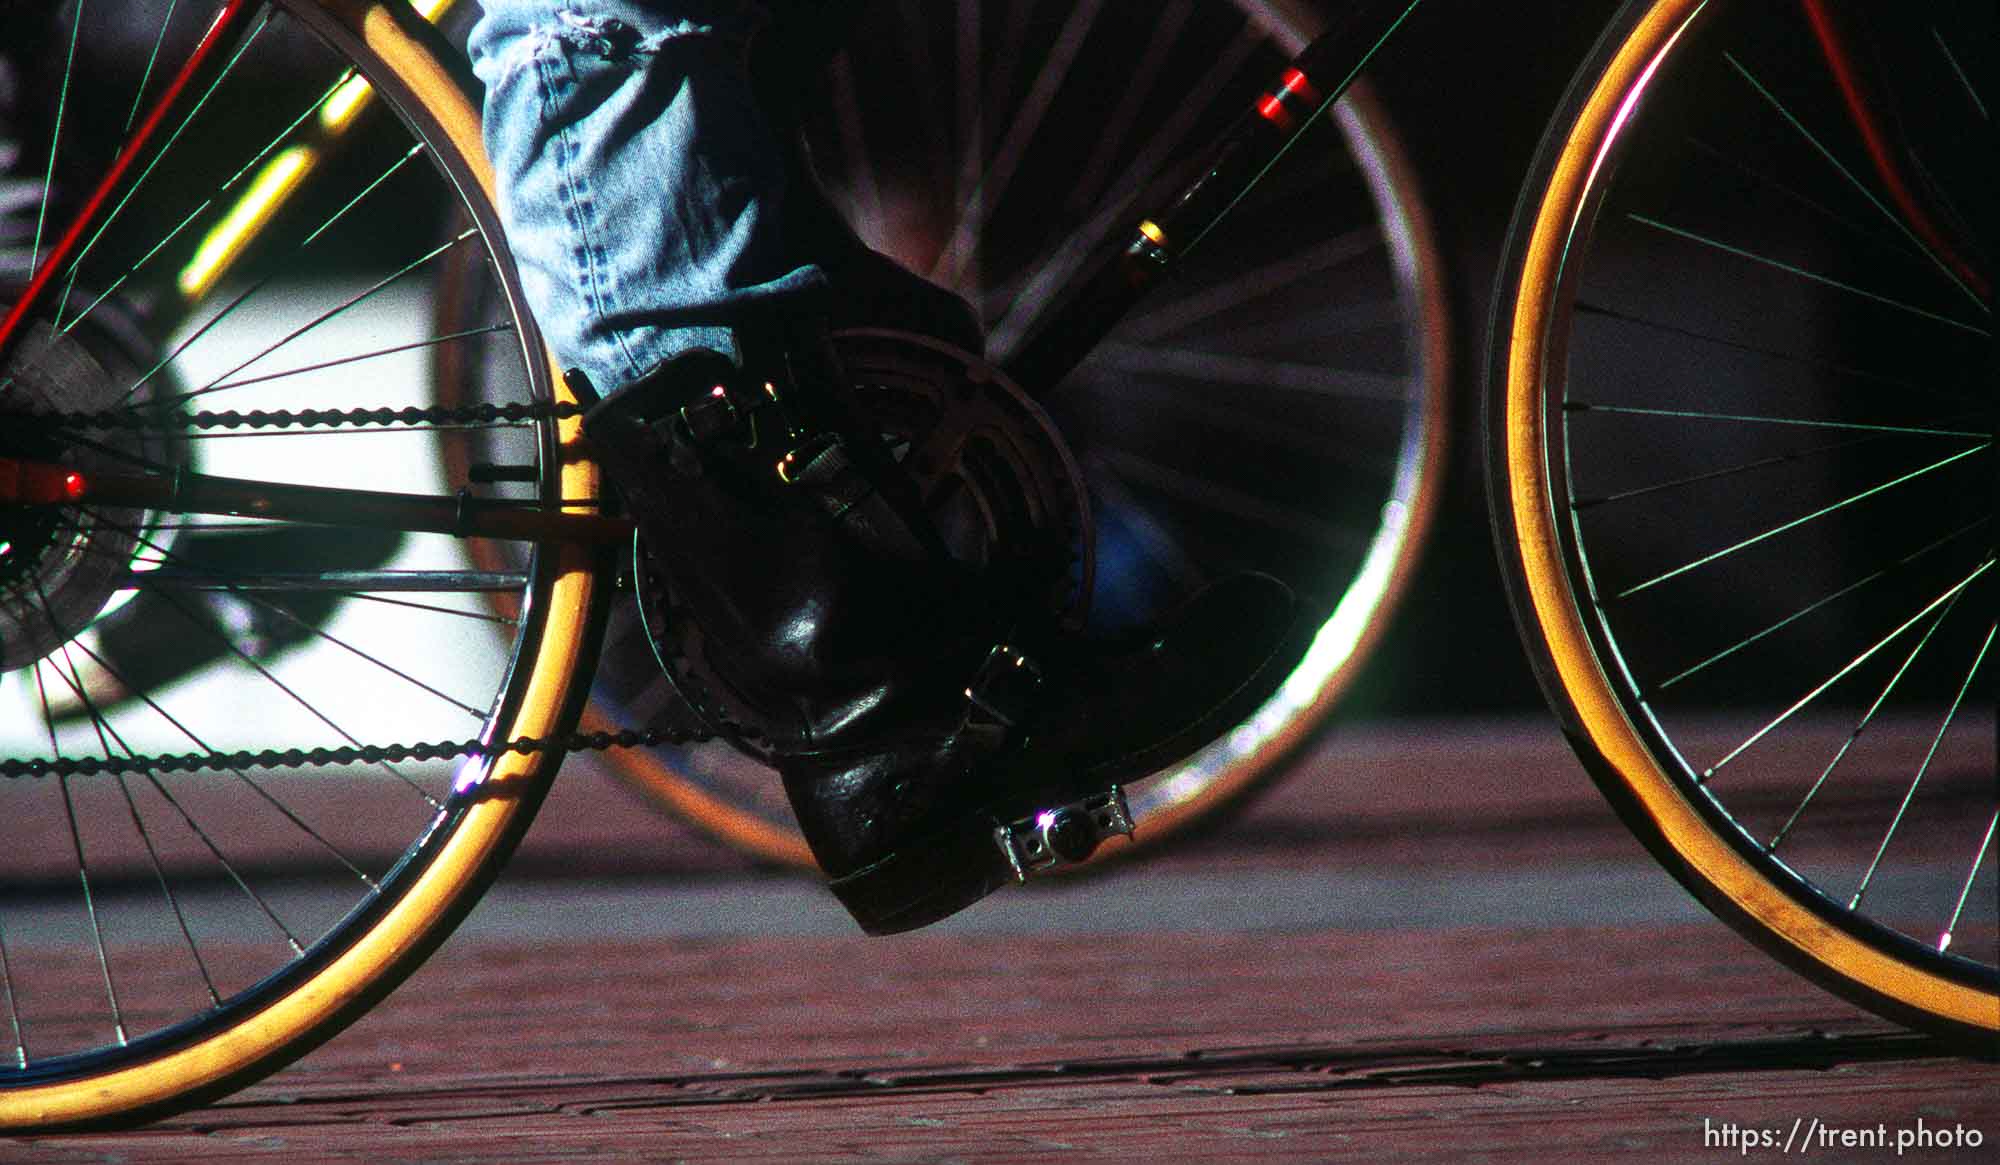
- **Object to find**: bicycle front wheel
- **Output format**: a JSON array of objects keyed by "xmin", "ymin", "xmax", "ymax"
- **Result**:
[
  {"xmin": 594, "ymin": 0, "xmax": 1451, "ymax": 864},
  {"xmin": 1492, "ymin": 0, "xmax": 1996, "ymax": 1040},
  {"xmin": 0, "ymin": 0, "xmax": 605, "ymax": 1127}
]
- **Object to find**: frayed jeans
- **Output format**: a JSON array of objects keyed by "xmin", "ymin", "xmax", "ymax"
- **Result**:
[{"xmin": 468, "ymin": 0, "xmax": 830, "ymax": 390}]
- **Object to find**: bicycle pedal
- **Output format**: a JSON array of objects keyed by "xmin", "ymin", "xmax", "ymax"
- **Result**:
[{"xmin": 993, "ymin": 786, "xmax": 1134, "ymax": 882}]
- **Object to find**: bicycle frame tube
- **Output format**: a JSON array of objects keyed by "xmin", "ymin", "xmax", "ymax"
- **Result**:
[
  {"xmin": 1001, "ymin": 0, "xmax": 1427, "ymax": 395},
  {"xmin": 0, "ymin": 453, "xmax": 631, "ymax": 542}
]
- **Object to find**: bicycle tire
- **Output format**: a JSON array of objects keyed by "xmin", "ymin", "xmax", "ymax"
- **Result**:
[
  {"xmin": 0, "ymin": 0, "xmax": 607, "ymax": 1127},
  {"xmin": 588, "ymin": 0, "xmax": 1451, "ymax": 865},
  {"xmin": 1490, "ymin": 0, "xmax": 1996, "ymax": 1042}
]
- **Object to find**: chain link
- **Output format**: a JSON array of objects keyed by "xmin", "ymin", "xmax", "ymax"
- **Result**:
[
  {"xmin": 8, "ymin": 397, "xmax": 713, "ymax": 775},
  {"xmin": 3, "ymin": 400, "xmax": 686, "ymax": 779},
  {"xmin": 1, "ymin": 726, "xmax": 699, "ymax": 781},
  {"xmin": 18, "ymin": 399, "xmax": 584, "ymax": 434}
]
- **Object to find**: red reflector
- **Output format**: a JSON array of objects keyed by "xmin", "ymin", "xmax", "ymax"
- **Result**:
[
  {"xmin": 1256, "ymin": 93, "xmax": 1291, "ymax": 128},
  {"xmin": 0, "ymin": 458, "xmax": 86, "ymax": 504},
  {"xmin": 1278, "ymin": 68, "xmax": 1322, "ymax": 109}
]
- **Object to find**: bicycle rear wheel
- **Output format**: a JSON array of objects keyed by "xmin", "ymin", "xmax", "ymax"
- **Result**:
[
  {"xmin": 1492, "ymin": 0, "xmax": 1995, "ymax": 1040},
  {"xmin": 0, "ymin": 0, "xmax": 605, "ymax": 1127},
  {"xmin": 591, "ymin": 0, "xmax": 1451, "ymax": 864}
]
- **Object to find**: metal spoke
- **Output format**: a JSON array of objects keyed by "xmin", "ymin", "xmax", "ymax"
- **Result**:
[
  {"xmin": 1067, "ymin": 372, "xmax": 1399, "ymax": 468},
  {"xmin": 52, "ymin": 13, "xmax": 276, "ymax": 325},
  {"xmin": 118, "ymin": 187, "xmax": 456, "ymax": 407},
  {"xmin": 63, "ymin": 200, "xmax": 213, "ymax": 331},
  {"xmin": 68, "ymin": 124, "xmax": 408, "ymax": 346},
  {"xmin": 1089, "ymin": 342, "xmax": 1411, "ymax": 403},
  {"xmin": 110, "ymin": 771, "xmax": 224, "ymax": 1008},
  {"xmin": 1723, "ymin": 53, "xmax": 1988, "ymax": 315},
  {"xmin": 932, "ymin": 0, "xmax": 1108, "ymax": 287},
  {"xmin": 31, "ymin": 601, "xmax": 310, "ymax": 956},
  {"xmin": 1628, "ymin": 214, "xmax": 1989, "ymax": 338},
  {"xmin": 948, "ymin": 0, "xmax": 982, "ymax": 288},
  {"xmin": 1573, "ymin": 299, "xmax": 1980, "ymax": 405},
  {"xmin": 1766, "ymin": 576, "xmax": 1969, "ymax": 848},
  {"xmin": 1697, "ymin": 558, "xmax": 1992, "ymax": 779},
  {"xmin": 118, "ymin": 269, "xmax": 283, "ymax": 405},
  {"xmin": 124, "ymin": 0, "xmax": 188, "ymax": 133},
  {"xmin": 1576, "ymin": 432, "xmax": 1927, "ymax": 512},
  {"xmin": 124, "ymin": 771, "xmax": 309, "ymax": 954},
  {"xmin": 106, "ymin": 544, "xmax": 521, "ymax": 622},
  {"xmin": 1935, "ymin": 28, "xmax": 1988, "ymax": 119},
  {"xmin": 252, "ymin": 602, "xmax": 490, "ymax": 721},
  {"xmin": 1093, "ymin": 448, "xmax": 1369, "ymax": 553},
  {"xmin": 1066, "ymin": 0, "xmax": 1195, "ymax": 218},
  {"xmin": 28, "ymin": 425, "xmax": 178, "ymax": 477},
  {"xmin": 1615, "ymin": 442, "xmax": 1989, "ymax": 599},
  {"xmin": 0, "ymin": 914, "xmax": 24, "ymax": 1068},
  {"xmin": 57, "ymin": 765, "xmax": 128, "ymax": 1045},
  {"xmin": 983, "ymin": 0, "xmax": 1033, "ymax": 127},
  {"xmin": 173, "ymin": 322, "xmax": 515, "ymax": 399},
  {"xmin": 1571, "ymin": 405, "xmax": 1982, "ymax": 440},
  {"xmin": 1118, "ymin": 227, "xmax": 1387, "ymax": 344},
  {"xmin": 178, "ymin": 230, "xmax": 480, "ymax": 404},
  {"xmin": 53, "ymin": 517, "xmax": 534, "ymax": 626},
  {"xmin": 343, "ymin": 591, "xmax": 519, "ymax": 627},
  {"xmin": 33, "ymin": 653, "xmax": 130, "ymax": 1048},
  {"xmin": 824, "ymin": 54, "xmax": 883, "ymax": 245},
  {"xmin": 32, "ymin": 0, "xmax": 90, "ymax": 280},
  {"xmin": 298, "ymin": 144, "xmax": 427, "ymax": 251},
  {"xmin": 1850, "ymin": 621, "xmax": 1995, "ymax": 908},
  {"xmin": 1660, "ymin": 519, "xmax": 1987, "ymax": 692},
  {"xmin": 144, "ymin": 579, "xmax": 445, "ymax": 811},
  {"xmin": 1941, "ymin": 813, "xmax": 1997, "ymax": 953},
  {"xmin": 83, "ymin": 514, "xmax": 484, "ymax": 779},
  {"xmin": 50, "ymin": 627, "xmax": 380, "ymax": 892},
  {"xmin": 1682, "ymin": 134, "xmax": 1881, "ymax": 253},
  {"xmin": 989, "ymin": 28, "xmax": 1264, "ymax": 356}
]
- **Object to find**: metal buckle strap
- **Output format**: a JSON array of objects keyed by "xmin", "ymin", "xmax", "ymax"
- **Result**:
[{"xmin": 993, "ymin": 787, "xmax": 1136, "ymax": 881}]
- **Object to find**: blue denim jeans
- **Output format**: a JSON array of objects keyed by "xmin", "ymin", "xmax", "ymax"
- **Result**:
[{"xmin": 469, "ymin": 0, "xmax": 827, "ymax": 390}]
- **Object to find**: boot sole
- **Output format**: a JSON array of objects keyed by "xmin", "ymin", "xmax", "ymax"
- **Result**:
[{"xmin": 826, "ymin": 596, "xmax": 1309, "ymax": 935}]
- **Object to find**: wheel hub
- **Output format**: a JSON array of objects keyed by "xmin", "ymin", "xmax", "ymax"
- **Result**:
[{"xmin": 0, "ymin": 315, "xmax": 171, "ymax": 670}]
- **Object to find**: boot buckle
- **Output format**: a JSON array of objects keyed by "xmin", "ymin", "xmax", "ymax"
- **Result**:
[
  {"xmin": 776, "ymin": 431, "xmax": 841, "ymax": 485},
  {"xmin": 993, "ymin": 786, "xmax": 1134, "ymax": 881},
  {"xmin": 677, "ymin": 383, "xmax": 742, "ymax": 443}
]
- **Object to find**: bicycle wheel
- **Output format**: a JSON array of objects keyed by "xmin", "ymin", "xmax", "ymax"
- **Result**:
[
  {"xmin": 0, "ymin": 0, "xmax": 607, "ymax": 1127},
  {"xmin": 1491, "ymin": 0, "xmax": 1996, "ymax": 1040},
  {"xmin": 590, "ymin": 0, "xmax": 1451, "ymax": 865}
]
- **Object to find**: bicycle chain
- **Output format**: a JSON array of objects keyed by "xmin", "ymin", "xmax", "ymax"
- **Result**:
[
  {"xmin": 0, "ymin": 726, "xmax": 700, "ymax": 781},
  {"xmin": 4, "ymin": 397, "xmax": 680, "ymax": 779},
  {"xmin": 16, "ymin": 399, "xmax": 585, "ymax": 433}
]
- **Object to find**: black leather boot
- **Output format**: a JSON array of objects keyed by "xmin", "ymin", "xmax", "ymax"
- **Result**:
[
  {"xmin": 582, "ymin": 342, "xmax": 1301, "ymax": 934},
  {"xmin": 808, "ymin": 571, "xmax": 1302, "ymax": 933}
]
